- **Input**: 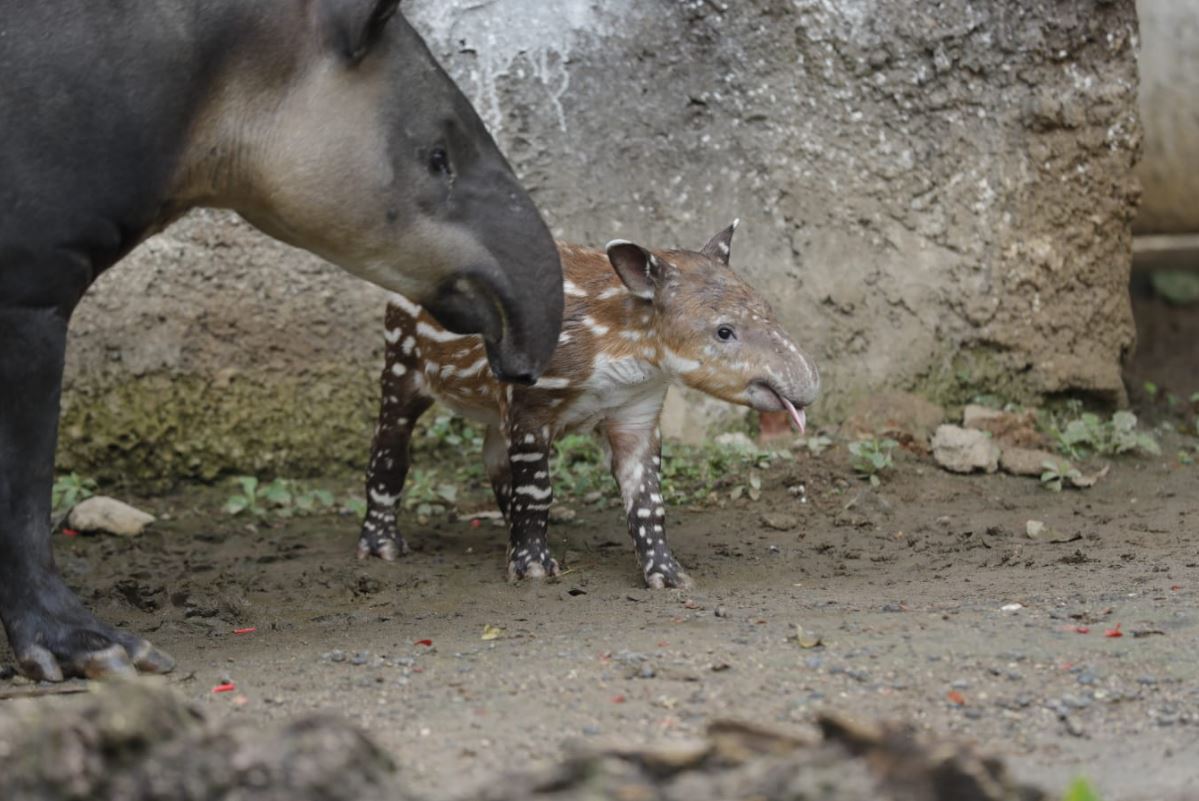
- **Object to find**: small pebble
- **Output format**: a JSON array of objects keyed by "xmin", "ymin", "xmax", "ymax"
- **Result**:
[
  {"xmin": 637, "ymin": 664, "xmax": 656, "ymax": 680},
  {"xmin": 582, "ymin": 725, "xmax": 602, "ymax": 736},
  {"xmin": 963, "ymin": 707, "xmax": 983, "ymax": 719},
  {"xmin": 328, "ymin": 650, "xmax": 346, "ymax": 663},
  {"xmin": 351, "ymin": 652, "xmax": 369, "ymax": 666},
  {"xmin": 1077, "ymin": 671, "xmax": 1098, "ymax": 686},
  {"xmin": 805, "ymin": 656, "xmax": 823, "ymax": 670},
  {"xmin": 714, "ymin": 605, "xmax": 728, "ymax": 618},
  {"xmin": 881, "ymin": 602, "xmax": 905, "ymax": 613},
  {"xmin": 1137, "ymin": 675, "xmax": 1158, "ymax": 686},
  {"xmin": 951, "ymin": 679, "xmax": 970, "ymax": 690}
]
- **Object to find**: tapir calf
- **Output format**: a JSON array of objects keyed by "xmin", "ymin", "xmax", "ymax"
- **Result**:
[
  {"xmin": 0, "ymin": 0, "xmax": 564, "ymax": 682},
  {"xmin": 360, "ymin": 223, "xmax": 820, "ymax": 588}
]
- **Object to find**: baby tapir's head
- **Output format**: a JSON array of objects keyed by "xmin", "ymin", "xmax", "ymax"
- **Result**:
[{"xmin": 606, "ymin": 222, "xmax": 820, "ymax": 431}]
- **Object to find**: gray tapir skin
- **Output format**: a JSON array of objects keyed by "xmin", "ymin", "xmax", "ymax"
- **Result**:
[{"xmin": 0, "ymin": 0, "xmax": 564, "ymax": 681}]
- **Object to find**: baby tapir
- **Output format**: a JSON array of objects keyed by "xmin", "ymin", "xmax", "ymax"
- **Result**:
[{"xmin": 359, "ymin": 223, "xmax": 820, "ymax": 588}]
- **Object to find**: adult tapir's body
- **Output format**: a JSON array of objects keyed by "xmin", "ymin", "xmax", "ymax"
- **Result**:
[{"xmin": 0, "ymin": 0, "xmax": 564, "ymax": 682}]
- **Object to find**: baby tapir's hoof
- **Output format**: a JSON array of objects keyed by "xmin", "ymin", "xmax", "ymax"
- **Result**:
[
  {"xmin": 507, "ymin": 548, "xmax": 561, "ymax": 582},
  {"xmin": 644, "ymin": 557, "xmax": 693, "ymax": 590},
  {"xmin": 357, "ymin": 512, "xmax": 408, "ymax": 561}
]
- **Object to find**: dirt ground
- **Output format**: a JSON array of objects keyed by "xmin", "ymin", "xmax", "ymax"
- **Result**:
[
  {"xmin": 4, "ymin": 296, "xmax": 1198, "ymax": 801},
  {"xmin": 1, "ymin": 435, "xmax": 1195, "ymax": 801}
]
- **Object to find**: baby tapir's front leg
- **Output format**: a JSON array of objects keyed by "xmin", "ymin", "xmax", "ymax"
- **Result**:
[
  {"xmin": 503, "ymin": 420, "xmax": 560, "ymax": 580},
  {"xmin": 359, "ymin": 341, "xmax": 433, "ymax": 560},
  {"xmin": 606, "ymin": 424, "xmax": 692, "ymax": 589}
]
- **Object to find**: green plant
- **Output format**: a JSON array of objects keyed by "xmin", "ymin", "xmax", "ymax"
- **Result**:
[
  {"xmin": 1045, "ymin": 407, "xmax": 1160, "ymax": 460},
  {"xmin": 224, "ymin": 476, "xmax": 335, "ymax": 518},
  {"xmin": 52, "ymin": 473, "xmax": 97, "ymax": 517},
  {"xmin": 796, "ymin": 434, "xmax": 834, "ymax": 455},
  {"xmin": 1040, "ymin": 460, "xmax": 1082, "ymax": 492},
  {"xmin": 1062, "ymin": 777, "xmax": 1101, "ymax": 801},
  {"xmin": 551, "ymin": 434, "xmax": 610, "ymax": 499},
  {"xmin": 848, "ymin": 438, "xmax": 898, "ymax": 487}
]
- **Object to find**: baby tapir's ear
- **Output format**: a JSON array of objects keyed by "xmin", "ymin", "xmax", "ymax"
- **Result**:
[
  {"xmin": 700, "ymin": 218, "xmax": 740, "ymax": 266},
  {"xmin": 606, "ymin": 240, "xmax": 664, "ymax": 300}
]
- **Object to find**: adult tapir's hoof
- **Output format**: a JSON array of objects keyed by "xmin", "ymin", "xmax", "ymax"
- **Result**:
[
  {"xmin": 7, "ymin": 579, "xmax": 174, "ymax": 682},
  {"xmin": 644, "ymin": 558, "xmax": 694, "ymax": 590}
]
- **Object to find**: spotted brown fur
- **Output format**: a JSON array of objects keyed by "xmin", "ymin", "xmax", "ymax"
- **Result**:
[{"xmin": 359, "ymin": 224, "xmax": 820, "ymax": 587}]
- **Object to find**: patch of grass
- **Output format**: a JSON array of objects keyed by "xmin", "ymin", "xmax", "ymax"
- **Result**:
[
  {"xmin": 52, "ymin": 472, "xmax": 97, "ymax": 517},
  {"xmin": 848, "ymin": 437, "xmax": 897, "ymax": 487},
  {"xmin": 223, "ymin": 476, "xmax": 336, "ymax": 518},
  {"xmin": 1041, "ymin": 402, "xmax": 1160, "ymax": 461},
  {"xmin": 795, "ymin": 434, "xmax": 834, "ymax": 456}
]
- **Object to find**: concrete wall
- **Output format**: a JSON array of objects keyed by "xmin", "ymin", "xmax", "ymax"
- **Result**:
[
  {"xmin": 59, "ymin": 0, "xmax": 1142, "ymax": 485},
  {"xmin": 1134, "ymin": 0, "xmax": 1199, "ymax": 235}
]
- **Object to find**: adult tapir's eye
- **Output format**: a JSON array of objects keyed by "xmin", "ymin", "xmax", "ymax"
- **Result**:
[
  {"xmin": 716, "ymin": 325, "xmax": 736, "ymax": 342},
  {"xmin": 428, "ymin": 146, "xmax": 451, "ymax": 176}
]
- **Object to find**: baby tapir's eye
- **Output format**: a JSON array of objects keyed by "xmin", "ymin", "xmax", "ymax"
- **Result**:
[
  {"xmin": 428, "ymin": 146, "xmax": 451, "ymax": 176},
  {"xmin": 716, "ymin": 325, "xmax": 736, "ymax": 342}
]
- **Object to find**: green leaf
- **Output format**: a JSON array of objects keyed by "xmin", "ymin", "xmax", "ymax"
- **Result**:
[
  {"xmin": 1062, "ymin": 777, "xmax": 1102, "ymax": 801},
  {"xmin": 344, "ymin": 497, "xmax": 367, "ymax": 517},
  {"xmin": 313, "ymin": 490, "xmax": 335, "ymax": 507},
  {"xmin": 1150, "ymin": 270, "xmax": 1199, "ymax": 305},
  {"xmin": 236, "ymin": 476, "xmax": 258, "ymax": 498},
  {"xmin": 436, "ymin": 483, "xmax": 458, "ymax": 503},
  {"xmin": 224, "ymin": 496, "xmax": 250, "ymax": 516}
]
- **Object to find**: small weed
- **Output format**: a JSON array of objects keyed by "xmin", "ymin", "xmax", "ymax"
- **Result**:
[
  {"xmin": 796, "ymin": 434, "xmax": 834, "ymax": 456},
  {"xmin": 848, "ymin": 438, "xmax": 898, "ymax": 487},
  {"xmin": 52, "ymin": 472, "xmax": 97, "ymax": 517},
  {"xmin": 1040, "ymin": 460, "xmax": 1081, "ymax": 492},
  {"xmin": 1043, "ymin": 404, "xmax": 1160, "ymax": 460},
  {"xmin": 224, "ymin": 476, "xmax": 335, "ymax": 518},
  {"xmin": 1062, "ymin": 777, "xmax": 1102, "ymax": 801},
  {"xmin": 1143, "ymin": 381, "xmax": 1159, "ymax": 400},
  {"xmin": 551, "ymin": 434, "xmax": 610, "ymax": 499}
]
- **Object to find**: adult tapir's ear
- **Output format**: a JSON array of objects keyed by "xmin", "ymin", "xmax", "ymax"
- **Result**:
[
  {"xmin": 321, "ymin": 0, "xmax": 402, "ymax": 64},
  {"xmin": 606, "ymin": 240, "xmax": 666, "ymax": 300},
  {"xmin": 700, "ymin": 219, "xmax": 740, "ymax": 266}
]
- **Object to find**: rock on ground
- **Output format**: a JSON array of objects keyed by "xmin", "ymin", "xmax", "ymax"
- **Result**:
[
  {"xmin": 843, "ymin": 391, "xmax": 945, "ymax": 450},
  {"xmin": 999, "ymin": 447, "xmax": 1068, "ymax": 477},
  {"xmin": 66, "ymin": 496, "xmax": 156, "ymax": 536},
  {"xmin": 932, "ymin": 425, "xmax": 1000, "ymax": 474},
  {"xmin": 961, "ymin": 406, "xmax": 1048, "ymax": 450},
  {"xmin": 0, "ymin": 683, "xmax": 1047, "ymax": 801},
  {"xmin": 0, "ymin": 681, "xmax": 407, "ymax": 801}
]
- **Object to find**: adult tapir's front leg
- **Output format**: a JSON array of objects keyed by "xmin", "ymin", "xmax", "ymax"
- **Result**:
[
  {"xmin": 0, "ymin": 304, "xmax": 174, "ymax": 681},
  {"xmin": 606, "ymin": 424, "xmax": 692, "ymax": 589},
  {"xmin": 504, "ymin": 421, "xmax": 560, "ymax": 580}
]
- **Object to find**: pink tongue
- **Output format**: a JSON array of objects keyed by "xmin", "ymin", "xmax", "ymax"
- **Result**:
[{"xmin": 779, "ymin": 396, "xmax": 806, "ymax": 434}]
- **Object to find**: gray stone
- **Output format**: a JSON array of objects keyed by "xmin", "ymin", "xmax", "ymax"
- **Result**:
[
  {"xmin": 1000, "ymin": 447, "xmax": 1068, "ymax": 477},
  {"xmin": 761, "ymin": 513, "xmax": 799, "ymax": 531},
  {"xmin": 931, "ymin": 426, "xmax": 1000, "ymax": 474}
]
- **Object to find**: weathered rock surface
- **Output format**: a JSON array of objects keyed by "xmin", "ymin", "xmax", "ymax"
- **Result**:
[
  {"xmin": 932, "ymin": 425, "xmax": 1001, "ymax": 474},
  {"xmin": 999, "ymin": 447, "xmax": 1068, "ymax": 477},
  {"xmin": 58, "ymin": 0, "xmax": 1140, "ymax": 482},
  {"xmin": 844, "ymin": 391, "xmax": 946, "ymax": 449}
]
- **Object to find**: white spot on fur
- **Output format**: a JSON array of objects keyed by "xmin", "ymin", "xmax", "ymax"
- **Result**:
[
  {"xmin": 388, "ymin": 293, "xmax": 421, "ymax": 317},
  {"xmin": 511, "ymin": 452, "xmax": 543, "ymax": 463},
  {"xmin": 597, "ymin": 287, "xmax": 622, "ymax": 300},
  {"xmin": 369, "ymin": 488, "xmax": 398, "ymax": 506},
  {"xmin": 661, "ymin": 347, "xmax": 700, "ymax": 375},
  {"xmin": 582, "ymin": 315, "xmax": 609, "ymax": 337},
  {"xmin": 563, "ymin": 280, "xmax": 587, "ymax": 297},
  {"xmin": 416, "ymin": 321, "xmax": 466, "ymax": 342},
  {"xmin": 637, "ymin": 508, "xmax": 651, "ymax": 518},
  {"xmin": 401, "ymin": 336, "xmax": 416, "ymax": 355},
  {"xmin": 515, "ymin": 484, "xmax": 553, "ymax": 500},
  {"xmin": 391, "ymin": 363, "xmax": 407, "ymax": 377},
  {"xmin": 384, "ymin": 327, "xmax": 402, "ymax": 344},
  {"xmin": 534, "ymin": 376, "xmax": 572, "ymax": 390}
]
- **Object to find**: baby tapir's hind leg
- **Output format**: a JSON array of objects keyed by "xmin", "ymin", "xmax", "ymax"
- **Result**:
[
  {"xmin": 503, "ymin": 421, "xmax": 560, "ymax": 580},
  {"xmin": 483, "ymin": 425, "xmax": 513, "ymax": 520},
  {"xmin": 606, "ymin": 424, "xmax": 692, "ymax": 589},
  {"xmin": 359, "ymin": 349, "xmax": 432, "ymax": 560}
]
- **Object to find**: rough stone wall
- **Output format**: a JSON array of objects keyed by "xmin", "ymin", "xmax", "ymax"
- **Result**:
[{"xmin": 59, "ymin": 0, "xmax": 1141, "ymax": 485}]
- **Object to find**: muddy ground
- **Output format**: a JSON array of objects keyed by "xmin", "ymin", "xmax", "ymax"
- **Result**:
[{"xmin": 2, "ymin": 432, "xmax": 1196, "ymax": 801}]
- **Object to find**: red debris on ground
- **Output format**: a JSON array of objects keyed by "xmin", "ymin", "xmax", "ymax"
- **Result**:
[
  {"xmin": 415, "ymin": 639, "xmax": 433, "ymax": 647},
  {"xmin": 611, "ymin": 694, "xmax": 626, "ymax": 704},
  {"xmin": 1105, "ymin": 623, "xmax": 1123, "ymax": 638},
  {"xmin": 233, "ymin": 627, "xmax": 257, "ymax": 635},
  {"xmin": 947, "ymin": 690, "xmax": 966, "ymax": 706},
  {"xmin": 212, "ymin": 682, "xmax": 236, "ymax": 694},
  {"xmin": 470, "ymin": 519, "xmax": 482, "ymax": 528},
  {"xmin": 62, "ymin": 528, "xmax": 79, "ymax": 538},
  {"xmin": 1171, "ymin": 584, "xmax": 1182, "ymax": 591}
]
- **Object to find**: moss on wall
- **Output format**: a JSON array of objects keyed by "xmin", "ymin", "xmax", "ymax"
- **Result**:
[{"xmin": 57, "ymin": 369, "xmax": 379, "ymax": 491}]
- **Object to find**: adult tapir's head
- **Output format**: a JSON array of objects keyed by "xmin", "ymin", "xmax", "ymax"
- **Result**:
[{"xmin": 184, "ymin": 0, "xmax": 562, "ymax": 383}]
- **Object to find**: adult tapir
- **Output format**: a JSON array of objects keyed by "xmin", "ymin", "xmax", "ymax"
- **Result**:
[{"xmin": 0, "ymin": 0, "xmax": 564, "ymax": 682}]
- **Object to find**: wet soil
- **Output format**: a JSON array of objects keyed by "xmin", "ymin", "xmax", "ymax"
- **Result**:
[{"xmin": 3, "ymin": 434, "xmax": 1197, "ymax": 801}]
